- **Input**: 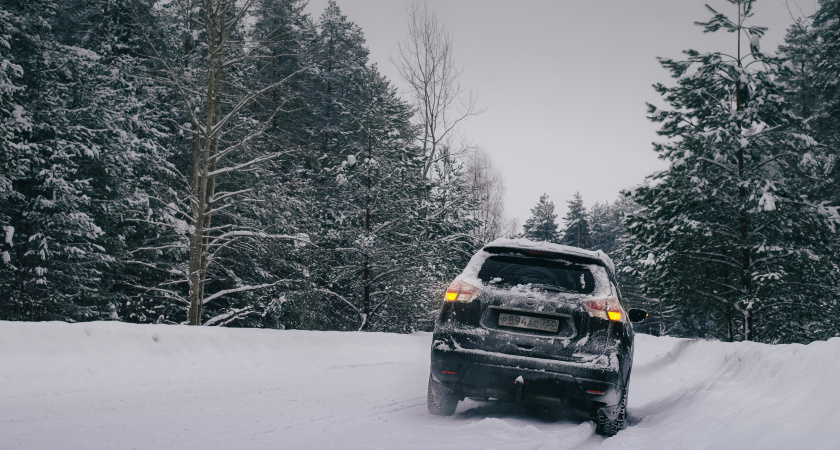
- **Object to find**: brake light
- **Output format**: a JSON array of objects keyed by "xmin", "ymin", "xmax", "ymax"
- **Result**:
[
  {"xmin": 445, "ymin": 279, "xmax": 482, "ymax": 302},
  {"xmin": 583, "ymin": 297, "xmax": 625, "ymax": 322}
]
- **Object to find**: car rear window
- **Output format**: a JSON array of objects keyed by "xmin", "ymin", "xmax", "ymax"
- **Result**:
[{"xmin": 476, "ymin": 256, "xmax": 600, "ymax": 295}]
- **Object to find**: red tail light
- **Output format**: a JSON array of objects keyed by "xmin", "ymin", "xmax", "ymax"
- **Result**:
[
  {"xmin": 583, "ymin": 297, "xmax": 625, "ymax": 322},
  {"xmin": 445, "ymin": 279, "xmax": 482, "ymax": 302}
]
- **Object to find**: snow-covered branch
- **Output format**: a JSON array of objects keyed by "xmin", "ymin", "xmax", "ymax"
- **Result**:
[
  {"xmin": 202, "ymin": 282, "xmax": 281, "ymax": 305},
  {"xmin": 203, "ymin": 306, "xmax": 254, "ymax": 326},
  {"xmin": 207, "ymin": 151, "xmax": 287, "ymax": 178},
  {"xmin": 210, "ymin": 189, "xmax": 253, "ymax": 205},
  {"xmin": 314, "ymin": 288, "xmax": 359, "ymax": 313},
  {"xmin": 209, "ymin": 230, "xmax": 310, "ymax": 244},
  {"xmin": 124, "ymin": 284, "xmax": 189, "ymax": 305},
  {"xmin": 698, "ymin": 157, "xmax": 738, "ymax": 177}
]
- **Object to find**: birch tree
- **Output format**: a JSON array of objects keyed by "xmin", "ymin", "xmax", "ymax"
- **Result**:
[
  {"xmin": 141, "ymin": 0, "xmax": 309, "ymax": 325},
  {"xmin": 464, "ymin": 148, "xmax": 507, "ymax": 244},
  {"xmin": 394, "ymin": 2, "xmax": 478, "ymax": 180}
]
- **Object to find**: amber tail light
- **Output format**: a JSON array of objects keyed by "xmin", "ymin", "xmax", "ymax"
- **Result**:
[
  {"xmin": 583, "ymin": 297, "xmax": 625, "ymax": 322},
  {"xmin": 444, "ymin": 279, "xmax": 482, "ymax": 302}
]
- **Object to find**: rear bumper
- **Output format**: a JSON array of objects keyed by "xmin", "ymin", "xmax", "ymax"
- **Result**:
[{"xmin": 430, "ymin": 347, "xmax": 625, "ymax": 414}]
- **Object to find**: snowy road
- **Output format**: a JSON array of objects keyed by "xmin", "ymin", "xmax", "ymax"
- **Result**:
[{"xmin": 1, "ymin": 322, "xmax": 838, "ymax": 449}]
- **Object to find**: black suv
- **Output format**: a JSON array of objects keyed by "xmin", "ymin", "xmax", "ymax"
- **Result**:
[{"xmin": 427, "ymin": 239, "xmax": 646, "ymax": 436}]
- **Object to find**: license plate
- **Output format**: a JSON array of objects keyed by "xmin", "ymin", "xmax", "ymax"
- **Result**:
[{"xmin": 498, "ymin": 313, "xmax": 559, "ymax": 333}]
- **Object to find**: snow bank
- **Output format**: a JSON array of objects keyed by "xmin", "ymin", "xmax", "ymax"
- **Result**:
[
  {"xmin": 625, "ymin": 334, "xmax": 840, "ymax": 449},
  {"xmin": 0, "ymin": 321, "xmax": 425, "ymax": 396},
  {"xmin": 1, "ymin": 321, "xmax": 838, "ymax": 449}
]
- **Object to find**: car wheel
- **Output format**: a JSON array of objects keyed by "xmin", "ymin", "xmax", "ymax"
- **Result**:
[
  {"xmin": 427, "ymin": 375, "xmax": 458, "ymax": 416},
  {"xmin": 596, "ymin": 388, "xmax": 627, "ymax": 437}
]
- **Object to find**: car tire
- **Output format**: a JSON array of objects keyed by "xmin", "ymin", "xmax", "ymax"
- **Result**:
[
  {"xmin": 427, "ymin": 375, "xmax": 458, "ymax": 416},
  {"xmin": 596, "ymin": 389, "xmax": 627, "ymax": 437}
]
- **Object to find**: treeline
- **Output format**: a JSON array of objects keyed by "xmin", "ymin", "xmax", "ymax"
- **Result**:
[
  {"xmin": 519, "ymin": 193, "xmax": 648, "ymax": 329},
  {"xmin": 520, "ymin": 0, "xmax": 840, "ymax": 344},
  {"xmin": 4, "ymin": 0, "xmax": 838, "ymax": 344},
  {"xmin": 0, "ymin": 0, "xmax": 509, "ymax": 331}
]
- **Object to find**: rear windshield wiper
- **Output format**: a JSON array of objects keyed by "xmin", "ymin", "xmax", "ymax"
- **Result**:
[{"xmin": 530, "ymin": 284, "xmax": 573, "ymax": 293}]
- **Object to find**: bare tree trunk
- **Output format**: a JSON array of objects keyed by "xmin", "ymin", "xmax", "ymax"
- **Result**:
[
  {"xmin": 361, "ymin": 131, "xmax": 373, "ymax": 329},
  {"xmin": 734, "ymin": 3, "xmax": 753, "ymax": 341},
  {"xmin": 394, "ymin": 2, "xmax": 479, "ymax": 181},
  {"xmin": 189, "ymin": 0, "xmax": 230, "ymax": 325}
]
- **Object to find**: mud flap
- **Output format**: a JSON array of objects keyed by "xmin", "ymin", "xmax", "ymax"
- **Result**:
[{"xmin": 513, "ymin": 375, "xmax": 524, "ymax": 402}]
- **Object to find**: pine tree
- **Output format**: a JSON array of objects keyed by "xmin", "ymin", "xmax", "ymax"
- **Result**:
[
  {"xmin": 779, "ymin": 1, "xmax": 840, "ymax": 211},
  {"xmin": 561, "ymin": 191, "xmax": 591, "ymax": 249},
  {"xmin": 0, "ymin": 2, "xmax": 27, "ymax": 277},
  {"xmin": 314, "ymin": 66, "xmax": 430, "ymax": 331},
  {"xmin": 778, "ymin": 19, "xmax": 817, "ymax": 120},
  {"xmin": 522, "ymin": 194, "xmax": 560, "ymax": 243},
  {"xmin": 223, "ymin": 0, "xmax": 316, "ymax": 328},
  {"xmin": 624, "ymin": 0, "xmax": 839, "ymax": 343},
  {"xmin": 0, "ymin": 0, "xmax": 172, "ymax": 321},
  {"xmin": 810, "ymin": 0, "xmax": 840, "ymax": 152},
  {"xmin": 51, "ymin": 0, "xmax": 181, "ymax": 324},
  {"xmin": 590, "ymin": 201, "xmax": 623, "ymax": 255}
]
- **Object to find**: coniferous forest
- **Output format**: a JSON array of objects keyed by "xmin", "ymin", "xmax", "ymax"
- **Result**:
[
  {"xmin": 2, "ymin": 0, "xmax": 840, "ymax": 344},
  {"xmin": 0, "ymin": 0, "xmax": 497, "ymax": 331}
]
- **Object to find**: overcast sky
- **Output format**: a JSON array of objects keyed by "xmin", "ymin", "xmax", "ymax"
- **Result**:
[{"xmin": 305, "ymin": 0, "xmax": 816, "ymax": 228}]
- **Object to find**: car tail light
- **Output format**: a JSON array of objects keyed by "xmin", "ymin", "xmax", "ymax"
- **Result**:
[
  {"xmin": 583, "ymin": 297, "xmax": 625, "ymax": 322},
  {"xmin": 445, "ymin": 279, "xmax": 482, "ymax": 302}
]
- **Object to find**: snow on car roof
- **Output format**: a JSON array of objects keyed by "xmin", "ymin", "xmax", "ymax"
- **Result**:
[
  {"xmin": 456, "ymin": 238, "xmax": 616, "ymax": 287},
  {"xmin": 481, "ymin": 238, "xmax": 616, "ymax": 276}
]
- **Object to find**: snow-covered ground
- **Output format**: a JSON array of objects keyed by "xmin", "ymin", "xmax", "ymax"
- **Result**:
[{"xmin": 1, "ymin": 321, "xmax": 838, "ymax": 449}]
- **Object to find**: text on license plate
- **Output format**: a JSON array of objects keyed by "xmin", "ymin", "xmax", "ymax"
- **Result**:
[{"xmin": 498, "ymin": 313, "xmax": 559, "ymax": 332}]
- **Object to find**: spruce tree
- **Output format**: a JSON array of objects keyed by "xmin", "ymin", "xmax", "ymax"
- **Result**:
[
  {"xmin": 561, "ymin": 191, "xmax": 592, "ymax": 249},
  {"xmin": 317, "ymin": 66, "xmax": 429, "ymax": 331},
  {"xmin": 782, "ymin": 1, "xmax": 840, "ymax": 209},
  {"xmin": 228, "ymin": 0, "xmax": 317, "ymax": 328},
  {"xmin": 0, "ymin": 0, "xmax": 171, "ymax": 321},
  {"xmin": 0, "ymin": 2, "xmax": 26, "ymax": 276},
  {"xmin": 810, "ymin": 0, "xmax": 840, "ymax": 152},
  {"xmin": 589, "ymin": 201, "xmax": 623, "ymax": 255},
  {"xmin": 624, "ymin": 0, "xmax": 839, "ymax": 343},
  {"xmin": 522, "ymin": 194, "xmax": 560, "ymax": 243}
]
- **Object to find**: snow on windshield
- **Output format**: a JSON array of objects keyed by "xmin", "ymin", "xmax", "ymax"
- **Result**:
[{"xmin": 456, "ymin": 245, "xmax": 611, "ymax": 298}]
